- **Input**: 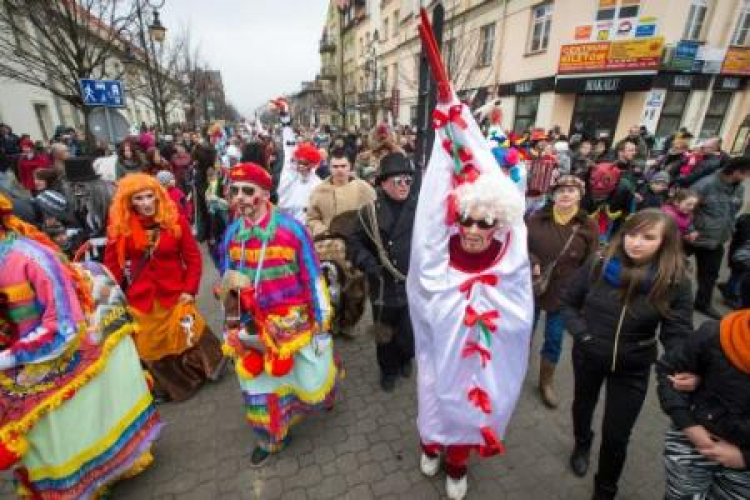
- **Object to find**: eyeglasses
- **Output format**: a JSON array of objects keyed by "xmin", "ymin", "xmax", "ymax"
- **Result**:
[
  {"xmin": 229, "ymin": 185, "xmax": 256, "ymax": 197},
  {"xmin": 458, "ymin": 215, "xmax": 497, "ymax": 230},
  {"xmin": 391, "ymin": 175, "xmax": 413, "ymax": 187}
]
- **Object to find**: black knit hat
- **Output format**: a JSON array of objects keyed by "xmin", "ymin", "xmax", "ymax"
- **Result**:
[
  {"xmin": 36, "ymin": 190, "xmax": 69, "ymax": 219},
  {"xmin": 377, "ymin": 152, "xmax": 413, "ymax": 184}
]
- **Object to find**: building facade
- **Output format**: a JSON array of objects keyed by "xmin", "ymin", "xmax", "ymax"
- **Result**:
[{"xmin": 311, "ymin": 0, "xmax": 750, "ymax": 154}]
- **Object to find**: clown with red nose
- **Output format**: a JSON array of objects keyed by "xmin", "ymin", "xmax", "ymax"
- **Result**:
[{"xmin": 218, "ymin": 161, "xmax": 339, "ymax": 467}]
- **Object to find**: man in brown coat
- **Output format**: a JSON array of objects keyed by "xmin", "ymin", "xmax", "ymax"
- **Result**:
[{"xmin": 306, "ymin": 150, "xmax": 376, "ymax": 237}]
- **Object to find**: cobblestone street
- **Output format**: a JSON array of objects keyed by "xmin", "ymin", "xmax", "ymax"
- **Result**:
[
  {"xmin": 0, "ymin": 249, "xmax": 724, "ymax": 500},
  {"xmin": 107, "ymin": 252, "xmax": 676, "ymax": 500}
]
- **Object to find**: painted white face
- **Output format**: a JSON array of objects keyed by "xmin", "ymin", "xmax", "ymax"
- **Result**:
[{"xmin": 131, "ymin": 189, "xmax": 157, "ymax": 217}]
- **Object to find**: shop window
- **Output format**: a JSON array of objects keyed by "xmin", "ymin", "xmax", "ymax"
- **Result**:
[
  {"xmin": 513, "ymin": 95, "xmax": 540, "ymax": 134},
  {"xmin": 618, "ymin": 0, "xmax": 641, "ymax": 18},
  {"xmin": 571, "ymin": 94, "xmax": 623, "ymax": 140},
  {"xmin": 656, "ymin": 91, "xmax": 689, "ymax": 142},
  {"xmin": 383, "ymin": 19, "xmax": 389, "ymax": 41},
  {"xmin": 732, "ymin": 0, "xmax": 750, "ymax": 46},
  {"xmin": 700, "ymin": 92, "xmax": 733, "ymax": 138},
  {"xmin": 683, "ymin": 0, "xmax": 708, "ymax": 41},
  {"xmin": 528, "ymin": 3, "xmax": 553, "ymax": 53},
  {"xmin": 477, "ymin": 23, "xmax": 495, "ymax": 67}
]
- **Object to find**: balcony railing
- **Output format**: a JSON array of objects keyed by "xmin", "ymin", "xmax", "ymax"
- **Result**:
[
  {"xmin": 320, "ymin": 65, "xmax": 337, "ymax": 80},
  {"xmin": 319, "ymin": 37, "xmax": 336, "ymax": 53}
]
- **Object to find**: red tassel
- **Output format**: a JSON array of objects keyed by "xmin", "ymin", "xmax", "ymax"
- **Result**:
[
  {"xmin": 467, "ymin": 386, "xmax": 492, "ymax": 414},
  {"xmin": 0, "ymin": 442, "xmax": 21, "ymax": 470},
  {"xmin": 479, "ymin": 426, "xmax": 506, "ymax": 457},
  {"xmin": 242, "ymin": 349, "xmax": 264, "ymax": 377}
]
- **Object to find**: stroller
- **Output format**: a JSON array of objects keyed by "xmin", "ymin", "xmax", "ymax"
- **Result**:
[{"xmin": 313, "ymin": 211, "xmax": 367, "ymax": 338}]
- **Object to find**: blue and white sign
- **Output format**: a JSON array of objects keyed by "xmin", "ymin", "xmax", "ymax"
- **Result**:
[
  {"xmin": 635, "ymin": 23, "xmax": 656, "ymax": 38},
  {"xmin": 79, "ymin": 79, "xmax": 126, "ymax": 107}
]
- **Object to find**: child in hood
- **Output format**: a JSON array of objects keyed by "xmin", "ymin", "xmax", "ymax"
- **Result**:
[
  {"xmin": 662, "ymin": 189, "xmax": 699, "ymax": 243},
  {"xmin": 156, "ymin": 170, "xmax": 191, "ymax": 221},
  {"xmin": 636, "ymin": 171, "xmax": 670, "ymax": 210}
]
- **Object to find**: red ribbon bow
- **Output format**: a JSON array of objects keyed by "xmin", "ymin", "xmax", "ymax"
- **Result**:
[
  {"xmin": 462, "ymin": 340, "xmax": 491, "ymax": 368},
  {"xmin": 432, "ymin": 105, "xmax": 467, "ymax": 130},
  {"xmin": 459, "ymin": 274, "xmax": 499, "ymax": 299},
  {"xmin": 468, "ymin": 385, "xmax": 492, "ymax": 414},
  {"xmin": 464, "ymin": 306, "xmax": 500, "ymax": 332},
  {"xmin": 479, "ymin": 426, "xmax": 506, "ymax": 457}
]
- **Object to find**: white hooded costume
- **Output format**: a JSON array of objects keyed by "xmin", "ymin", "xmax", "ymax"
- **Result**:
[{"xmin": 407, "ymin": 98, "xmax": 533, "ymax": 452}]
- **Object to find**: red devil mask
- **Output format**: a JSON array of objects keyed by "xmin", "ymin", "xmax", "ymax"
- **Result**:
[{"xmin": 589, "ymin": 163, "xmax": 621, "ymax": 198}]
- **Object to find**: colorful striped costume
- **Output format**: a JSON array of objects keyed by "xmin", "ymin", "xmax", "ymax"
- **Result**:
[
  {"xmin": 0, "ymin": 233, "xmax": 159, "ymax": 498},
  {"xmin": 220, "ymin": 207, "xmax": 337, "ymax": 452}
]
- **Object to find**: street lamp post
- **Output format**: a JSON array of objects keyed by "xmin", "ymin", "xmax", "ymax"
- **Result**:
[{"xmin": 132, "ymin": 0, "xmax": 168, "ymax": 132}]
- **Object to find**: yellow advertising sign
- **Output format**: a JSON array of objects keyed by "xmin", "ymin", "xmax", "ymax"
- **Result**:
[
  {"xmin": 558, "ymin": 37, "xmax": 664, "ymax": 74},
  {"xmin": 559, "ymin": 42, "xmax": 611, "ymax": 73},
  {"xmin": 722, "ymin": 46, "xmax": 750, "ymax": 76}
]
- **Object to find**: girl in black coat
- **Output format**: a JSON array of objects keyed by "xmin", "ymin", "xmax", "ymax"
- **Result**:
[{"xmin": 561, "ymin": 209, "xmax": 694, "ymax": 499}]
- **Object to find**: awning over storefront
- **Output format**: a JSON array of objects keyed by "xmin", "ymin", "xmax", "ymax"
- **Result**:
[
  {"xmin": 652, "ymin": 72, "xmax": 712, "ymax": 90},
  {"xmin": 555, "ymin": 72, "xmax": 656, "ymax": 94}
]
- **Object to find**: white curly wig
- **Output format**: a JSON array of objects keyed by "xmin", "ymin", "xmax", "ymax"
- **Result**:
[{"xmin": 453, "ymin": 169, "xmax": 525, "ymax": 229}]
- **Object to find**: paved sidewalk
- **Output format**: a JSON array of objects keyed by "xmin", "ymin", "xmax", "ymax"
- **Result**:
[{"xmin": 0, "ymin": 251, "xmax": 723, "ymax": 499}]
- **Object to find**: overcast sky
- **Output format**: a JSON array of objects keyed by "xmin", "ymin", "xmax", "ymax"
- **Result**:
[{"xmin": 160, "ymin": 1, "xmax": 328, "ymax": 117}]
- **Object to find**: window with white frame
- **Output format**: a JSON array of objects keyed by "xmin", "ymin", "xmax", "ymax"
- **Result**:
[
  {"xmin": 477, "ymin": 23, "xmax": 495, "ymax": 67},
  {"xmin": 383, "ymin": 18, "xmax": 389, "ymax": 40},
  {"xmin": 732, "ymin": 0, "xmax": 750, "ymax": 46},
  {"xmin": 393, "ymin": 11, "xmax": 399, "ymax": 37},
  {"xmin": 683, "ymin": 0, "xmax": 708, "ymax": 41},
  {"xmin": 528, "ymin": 3, "xmax": 553, "ymax": 53}
]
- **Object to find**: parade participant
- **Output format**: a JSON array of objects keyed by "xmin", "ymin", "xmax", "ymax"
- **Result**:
[
  {"xmin": 156, "ymin": 169, "xmax": 191, "ymax": 221},
  {"xmin": 278, "ymin": 141, "xmax": 323, "ymax": 223},
  {"xmin": 104, "ymin": 173, "xmax": 225, "ymax": 402},
  {"xmin": 115, "ymin": 140, "xmax": 143, "ymax": 178},
  {"xmin": 218, "ymin": 162, "xmax": 337, "ymax": 467},
  {"xmin": 0, "ymin": 193, "xmax": 160, "ymax": 498},
  {"xmin": 406, "ymin": 24, "xmax": 532, "ymax": 495},
  {"xmin": 583, "ymin": 162, "xmax": 635, "ymax": 249},
  {"xmin": 528, "ymin": 175, "xmax": 598, "ymax": 408},
  {"xmin": 350, "ymin": 152, "xmax": 417, "ymax": 392},
  {"xmin": 142, "ymin": 147, "xmax": 171, "ymax": 176},
  {"xmin": 657, "ymin": 309, "xmax": 750, "ymax": 499},
  {"xmin": 561, "ymin": 209, "xmax": 694, "ymax": 499},
  {"xmin": 64, "ymin": 157, "xmax": 112, "ymax": 261}
]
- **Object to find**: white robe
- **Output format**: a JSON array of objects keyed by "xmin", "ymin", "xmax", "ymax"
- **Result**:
[
  {"xmin": 276, "ymin": 120, "xmax": 321, "ymax": 223},
  {"xmin": 407, "ymin": 98, "xmax": 533, "ymax": 447}
]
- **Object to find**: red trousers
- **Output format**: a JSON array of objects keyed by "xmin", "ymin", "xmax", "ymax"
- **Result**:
[{"xmin": 421, "ymin": 442, "xmax": 473, "ymax": 479}]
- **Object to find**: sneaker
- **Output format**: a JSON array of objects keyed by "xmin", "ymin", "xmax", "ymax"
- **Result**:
[
  {"xmin": 380, "ymin": 374, "xmax": 396, "ymax": 392},
  {"xmin": 446, "ymin": 475, "xmax": 468, "ymax": 500},
  {"xmin": 419, "ymin": 452, "xmax": 440, "ymax": 477},
  {"xmin": 250, "ymin": 447, "xmax": 271, "ymax": 467}
]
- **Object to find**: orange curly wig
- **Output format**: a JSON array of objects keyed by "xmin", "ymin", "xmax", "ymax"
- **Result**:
[
  {"xmin": 0, "ymin": 194, "xmax": 94, "ymax": 314},
  {"xmin": 107, "ymin": 173, "xmax": 181, "ymax": 268}
]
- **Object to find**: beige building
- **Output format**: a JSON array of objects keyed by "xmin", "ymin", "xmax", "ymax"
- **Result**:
[{"xmin": 315, "ymin": 0, "xmax": 750, "ymax": 154}]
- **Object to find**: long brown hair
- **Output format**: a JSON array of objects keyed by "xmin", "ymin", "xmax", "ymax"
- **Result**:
[{"xmin": 603, "ymin": 209, "xmax": 685, "ymax": 316}]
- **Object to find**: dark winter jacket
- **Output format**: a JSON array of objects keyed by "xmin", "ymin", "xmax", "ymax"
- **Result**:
[
  {"xmin": 527, "ymin": 207, "xmax": 598, "ymax": 311},
  {"xmin": 560, "ymin": 259, "xmax": 694, "ymax": 372},
  {"xmin": 348, "ymin": 189, "xmax": 417, "ymax": 309},
  {"xmin": 691, "ymin": 172, "xmax": 745, "ymax": 249},
  {"xmin": 677, "ymin": 151, "xmax": 728, "ymax": 188},
  {"xmin": 729, "ymin": 214, "xmax": 750, "ymax": 272},
  {"xmin": 656, "ymin": 320, "xmax": 750, "ymax": 470}
]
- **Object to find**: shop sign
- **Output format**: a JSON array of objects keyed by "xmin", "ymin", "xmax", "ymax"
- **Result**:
[
  {"xmin": 607, "ymin": 37, "xmax": 664, "ymax": 70},
  {"xmin": 575, "ymin": 25, "xmax": 593, "ymax": 40},
  {"xmin": 497, "ymin": 76, "xmax": 556, "ymax": 96},
  {"xmin": 635, "ymin": 17, "xmax": 657, "ymax": 38},
  {"xmin": 653, "ymin": 72, "xmax": 712, "ymax": 90},
  {"xmin": 614, "ymin": 18, "xmax": 636, "ymax": 38},
  {"xmin": 595, "ymin": 22, "xmax": 613, "ymax": 41},
  {"xmin": 667, "ymin": 40, "xmax": 700, "ymax": 72},
  {"xmin": 598, "ymin": 0, "xmax": 616, "ymax": 7},
  {"xmin": 721, "ymin": 46, "xmax": 750, "ymax": 76},
  {"xmin": 714, "ymin": 75, "xmax": 747, "ymax": 91},
  {"xmin": 697, "ymin": 46, "xmax": 727, "ymax": 74},
  {"xmin": 555, "ymin": 73, "xmax": 656, "ymax": 94},
  {"xmin": 559, "ymin": 42, "xmax": 611, "ymax": 73},
  {"xmin": 641, "ymin": 88, "xmax": 666, "ymax": 132}
]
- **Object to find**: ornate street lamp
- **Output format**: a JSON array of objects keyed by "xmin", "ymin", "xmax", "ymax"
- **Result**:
[{"xmin": 148, "ymin": 9, "xmax": 166, "ymax": 43}]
